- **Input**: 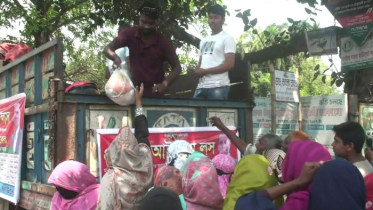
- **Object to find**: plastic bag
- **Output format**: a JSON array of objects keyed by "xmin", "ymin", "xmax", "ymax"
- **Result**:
[{"xmin": 105, "ymin": 65, "xmax": 135, "ymax": 106}]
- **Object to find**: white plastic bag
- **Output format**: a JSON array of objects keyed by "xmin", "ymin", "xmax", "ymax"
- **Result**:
[{"xmin": 105, "ymin": 65, "xmax": 135, "ymax": 106}]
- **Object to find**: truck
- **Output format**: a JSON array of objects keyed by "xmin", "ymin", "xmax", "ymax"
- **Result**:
[{"xmin": 0, "ymin": 38, "xmax": 253, "ymax": 209}]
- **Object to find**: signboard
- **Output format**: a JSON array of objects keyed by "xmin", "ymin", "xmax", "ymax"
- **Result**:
[
  {"xmin": 359, "ymin": 103, "xmax": 373, "ymax": 138},
  {"xmin": 275, "ymin": 70, "xmax": 299, "ymax": 102},
  {"xmin": 305, "ymin": 27, "xmax": 338, "ymax": 56},
  {"xmin": 324, "ymin": 0, "xmax": 373, "ymax": 45},
  {"xmin": 96, "ymin": 127, "xmax": 240, "ymax": 179},
  {"xmin": 301, "ymin": 94, "xmax": 348, "ymax": 155},
  {"xmin": 252, "ymin": 97, "xmax": 299, "ymax": 142},
  {"xmin": 341, "ymin": 35, "xmax": 373, "ymax": 72},
  {"xmin": 0, "ymin": 93, "xmax": 25, "ymax": 203},
  {"xmin": 207, "ymin": 109, "xmax": 237, "ymax": 127}
]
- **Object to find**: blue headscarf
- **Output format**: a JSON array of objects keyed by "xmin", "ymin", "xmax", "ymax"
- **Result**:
[
  {"xmin": 308, "ymin": 159, "xmax": 366, "ymax": 210},
  {"xmin": 235, "ymin": 192, "xmax": 277, "ymax": 210}
]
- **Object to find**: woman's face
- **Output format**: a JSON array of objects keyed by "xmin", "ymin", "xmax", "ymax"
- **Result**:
[{"xmin": 218, "ymin": 134, "xmax": 230, "ymax": 154}]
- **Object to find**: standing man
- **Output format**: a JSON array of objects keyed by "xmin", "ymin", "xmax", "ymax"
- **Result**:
[
  {"xmin": 103, "ymin": 1, "xmax": 181, "ymax": 97},
  {"xmin": 189, "ymin": 5, "xmax": 236, "ymax": 100},
  {"xmin": 332, "ymin": 121, "xmax": 373, "ymax": 178}
]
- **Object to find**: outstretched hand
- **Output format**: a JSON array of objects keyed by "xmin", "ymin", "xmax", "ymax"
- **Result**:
[
  {"xmin": 296, "ymin": 161, "xmax": 325, "ymax": 187},
  {"xmin": 135, "ymin": 83, "xmax": 144, "ymax": 100}
]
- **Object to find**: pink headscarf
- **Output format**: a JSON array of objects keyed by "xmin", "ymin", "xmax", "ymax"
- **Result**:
[
  {"xmin": 48, "ymin": 160, "xmax": 99, "ymax": 210},
  {"xmin": 182, "ymin": 152, "xmax": 224, "ymax": 210},
  {"xmin": 212, "ymin": 154, "xmax": 236, "ymax": 198},
  {"xmin": 280, "ymin": 141, "xmax": 331, "ymax": 210}
]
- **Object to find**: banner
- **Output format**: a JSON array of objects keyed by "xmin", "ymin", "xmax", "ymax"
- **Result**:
[
  {"xmin": 0, "ymin": 93, "xmax": 25, "ymax": 203},
  {"xmin": 96, "ymin": 127, "xmax": 240, "ymax": 179},
  {"xmin": 324, "ymin": 0, "xmax": 373, "ymax": 45},
  {"xmin": 301, "ymin": 94, "xmax": 348, "ymax": 155},
  {"xmin": 275, "ymin": 70, "xmax": 299, "ymax": 102},
  {"xmin": 252, "ymin": 97, "xmax": 299, "ymax": 142},
  {"xmin": 305, "ymin": 27, "xmax": 338, "ymax": 56},
  {"xmin": 341, "ymin": 35, "xmax": 373, "ymax": 72}
]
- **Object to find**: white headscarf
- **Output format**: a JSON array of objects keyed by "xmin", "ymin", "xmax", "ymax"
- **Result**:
[{"xmin": 166, "ymin": 140, "xmax": 194, "ymax": 170}]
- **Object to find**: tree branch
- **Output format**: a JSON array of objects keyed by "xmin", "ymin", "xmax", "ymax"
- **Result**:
[
  {"xmin": 51, "ymin": 0, "xmax": 89, "ymax": 25},
  {"xmin": 54, "ymin": 14, "xmax": 88, "ymax": 31},
  {"xmin": 171, "ymin": 25, "xmax": 201, "ymax": 48}
]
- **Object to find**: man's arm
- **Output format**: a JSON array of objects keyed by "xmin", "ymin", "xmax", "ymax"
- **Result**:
[
  {"xmin": 103, "ymin": 29, "xmax": 130, "ymax": 66},
  {"xmin": 203, "ymin": 53, "xmax": 235, "ymax": 74},
  {"xmin": 163, "ymin": 40, "xmax": 182, "ymax": 86}
]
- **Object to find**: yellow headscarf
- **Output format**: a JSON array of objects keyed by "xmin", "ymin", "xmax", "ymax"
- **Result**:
[{"xmin": 223, "ymin": 154, "xmax": 284, "ymax": 210}]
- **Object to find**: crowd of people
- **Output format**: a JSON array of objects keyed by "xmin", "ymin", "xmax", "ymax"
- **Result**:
[
  {"xmin": 48, "ymin": 82, "xmax": 373, "ymax": 210},
  {"xmin": 46, "ymin": 1, "xmax": 373, "ymax": 210}
]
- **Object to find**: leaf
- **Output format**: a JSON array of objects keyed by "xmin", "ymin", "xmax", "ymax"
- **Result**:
[
  {"xmin": 253, "ymin": 29, "xmax": 258, "ymax": 35},
  {"xmin": 312, "ymin": 71, "xmax": 320, "ymax": 81},
  {"xmin": 242, "ymin": 16, "xmax": 249, "ymax": 25},
  {"xmin": 244, "ymin": 25, "xmax": 251, "ymax": 31},
  {"xmin": 314, "ymin": 64, "xmax": 320, "ymax": 71},
  {"xmin": 250, "ymin": 18, "xmax": 258, "ymax": 27},
  {"xmin": 323, "ymin": 68, "xmax": 330, "ymax": 74},
  {"xmin": 310, "ymin": 18, "xmax": 316, "ymax": 23},
  {"xmin": 243, "ymin": 9, "xmax": 251, "ymax": 16},
  {"xmin": 235, "ymin": 9, "xmax": 241, "ymax": 12},
  {"xmin": 287, "ymin": 18, "xmax": 294, "ymax": 23},
  {"xmin": 322, "ymin": 75, "xmax": 326, "ymax": 83},
  {"xmin": 331, "ymin": 78, "xmax": 336, "ymax": 86},
  {"xmin": 331, "ymin": 72, "xmax": 337, "ymax": 78},
  {"xmin": 336, "ymin": 78, "xmax": 344, "ymax": 87},
  {"xmin": 305, "ymin": 8, "xmax": 312, "ymax": 14},
  {"xmin": 236, "ymin": 12, "xmax": 242, "ymax": 18}
]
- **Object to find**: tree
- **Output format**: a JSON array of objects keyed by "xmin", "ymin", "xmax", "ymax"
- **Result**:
[
  {"xmin": 237, "ymin": 24, "xmax": 338, "ymax": 97},
  {"xmin": 0, "ymin": 0, "xmax": 222, "ymax": 48}
]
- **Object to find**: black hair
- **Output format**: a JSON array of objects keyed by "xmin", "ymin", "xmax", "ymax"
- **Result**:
[
  {"xmin": 138, "ymin": 1, "xmax": 160, "ymax": 20},
  {"xmin": 333, "ymin": 121, "xmax": 366, "ymax": 153},
  {"xmin": 208, "ymin": 5, "xmax": 226, "ymax": 19}
]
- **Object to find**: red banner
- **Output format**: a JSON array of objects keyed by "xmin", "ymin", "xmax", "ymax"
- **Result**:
[{"xmin": 97, "ymin": 127, "xmax": 240, "ymax": 178}]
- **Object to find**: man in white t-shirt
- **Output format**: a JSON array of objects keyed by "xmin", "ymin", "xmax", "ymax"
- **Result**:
[
  {"xmin": 188, "ymin": 5, "xmax": 236, "ymax": 100},
  {"xmin": 105, "ymin": 25, "xmax": 130, "ymax": 79},
  {"xmin": 332, "ymin": 121, "xmax": 373, "ymax": 178}
]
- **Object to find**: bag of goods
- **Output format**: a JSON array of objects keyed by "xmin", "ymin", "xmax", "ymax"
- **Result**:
[{"xmin": 105, "ymin": 65, "xmax": 135, "ymax": 106}]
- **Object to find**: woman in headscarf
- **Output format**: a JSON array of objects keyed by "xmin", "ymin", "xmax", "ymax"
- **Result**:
[
  {"xmin": 182, "ymin": 152, "xmax": 224, "ymax": 210},
  {"xmin": 96, "ymin": 83, "xmax": 153, "ymax": 210},
  {"xmin": 280, "ymin": 140, "xmax": 331, "ymax": 210},
  {"xmin": 366, "ymin": 173, "xmax": 373, "ymax": 210},
  {"xmin": 140, "ymin": 187, "xmax": 183, "ymax": 210},
  {"xmin": 308, "ymin": 159, "xmax": 366, "ymax": 210},
  {"xmin": 212, "ymin": 154, "xmax": 236, "ymax": 198},
  {"xmin": 166, "ymin": 140, "xmax": 194, "ymax": 170},
  {"xmin": 154, "ymin": 166, "xmax": 186, "ymax": 210},
  {"xmin": 48, "ymin": 160, "xmax": 99, "ymax": 210},
  {"xmin": 282, "ymin": 131, "xmax": 310, "ymax": 153},
  {"xmin": 224, "ymin": 154, "xmax": 284, "ymax": 210}
]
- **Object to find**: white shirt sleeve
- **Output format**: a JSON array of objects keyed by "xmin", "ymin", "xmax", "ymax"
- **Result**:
[{"xmin": 224, "ymin": 35, "xmax": 236, "ymax": 54}]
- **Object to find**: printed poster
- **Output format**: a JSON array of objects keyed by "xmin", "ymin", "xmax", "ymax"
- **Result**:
[
  {"xmin": 252, "ymin": 97, "xmax": 299, "ymax": 142},
  {"xmin": 305, "ymin": 27, "xmax": 338, "ymax": 56},
  {"xmin": 96, "ymin": 127, "xmax": 240, "ymax": 179},
  {"xmin": 341, "ymin": 35, "xmax": 373, "ymax": 72},
  {"xmin": 0, "ymin": 93, "xmax": 25, "ymax": 203},
  {"xmin": 275, "ymin": 70, "xmax": 299, "ymax": 102},
  {"xmin": 324, "ymin": 0, "xmax": 373, "ymax": 45},
  {"xmin": 301, "ymin": 94, "xmax": 348, "ymax": 155},
  {"xmin": 359, "ymin": 103, "xmax": 373, "ymax": 138}
]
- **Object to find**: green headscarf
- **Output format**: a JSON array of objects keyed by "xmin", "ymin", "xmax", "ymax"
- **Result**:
[{"xmin": 223, "ymin": 154, "xmax": 284, "ymax": 210}]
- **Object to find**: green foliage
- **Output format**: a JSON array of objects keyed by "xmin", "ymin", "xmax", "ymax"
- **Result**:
[
  {"xmin": 237, "ymin": 24, "xmax": 338, "ymax": 97},
  {"xmin": 298, "ymin": 57, "xmax": 338, "ymax": 97},
  {"xmin": 64, "ymin": 27, "xmax": 117, "ymax": 90}
]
